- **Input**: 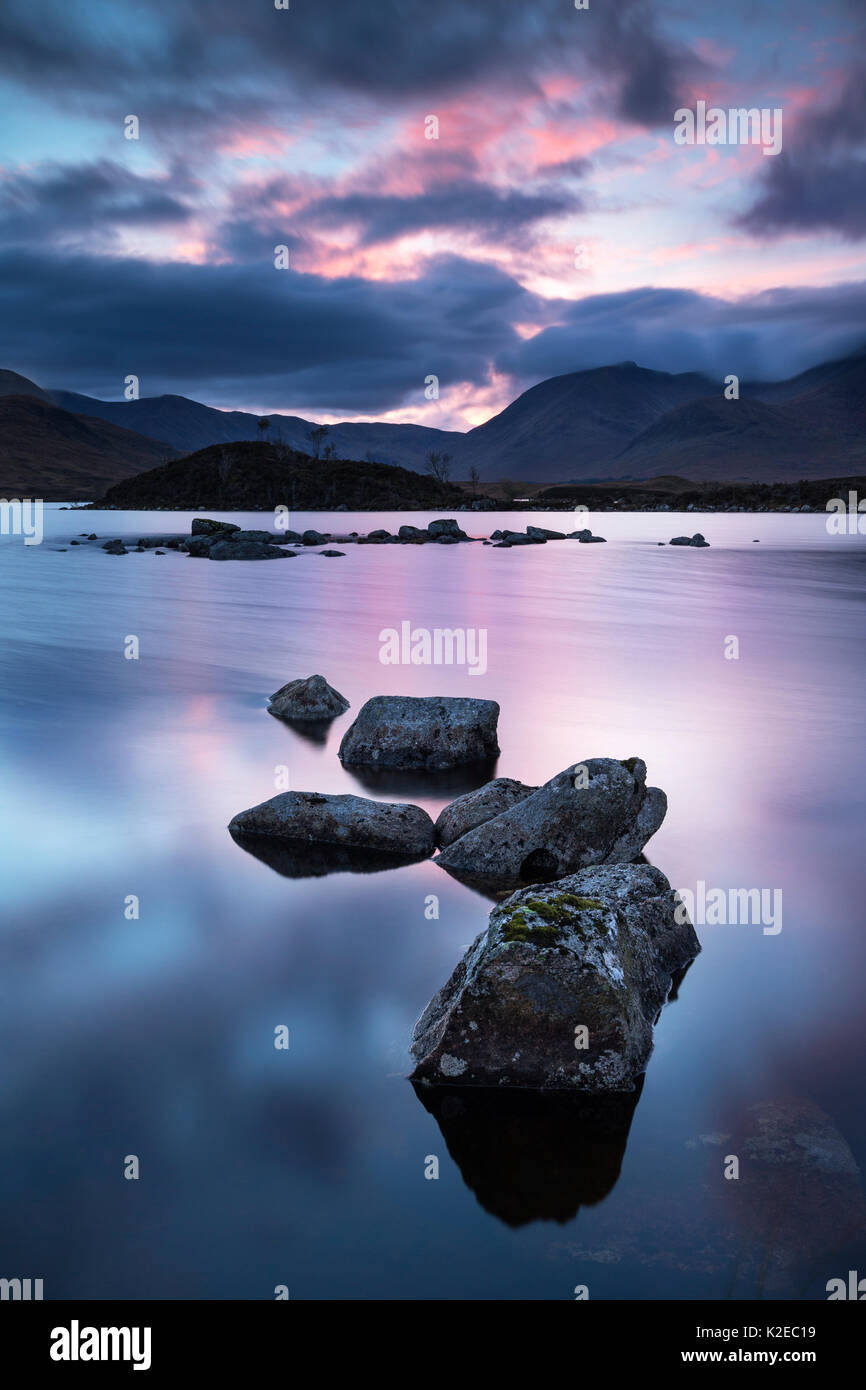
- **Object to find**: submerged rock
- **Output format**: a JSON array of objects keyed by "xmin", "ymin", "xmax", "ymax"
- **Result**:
[
  {"xmin": 670, "ymin": 533, "xmax": 710, "ymax": 547},
  {"xmin": 268, "ymin": 674, "xmax": 350, "ymax": 722},
  {"xmin": 435, "ymin": 757, "xmax": 666, "ymax": 887},
  {"xmin": 101, "ymin": 539, "xmax": 128, "ymax": 554},
  {"xmin": 228, "ymin": 790, "xmax": 435, "ymax": 856},
  {"xmin": 548, "ymin": 1096, "xmax": 866, "ymax": 1296},
  {"xmin": 339, "ymin": 695, "xmax": 500, "ymax": 771},
  {"xmin": 434, "ymin": 777, "xmax": 537, "ymax": 847},
  {"xmin": 410, "ymin": 862, "xmax": 700, "ymax": 1091}
]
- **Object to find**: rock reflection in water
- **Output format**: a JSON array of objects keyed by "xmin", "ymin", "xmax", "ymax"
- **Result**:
[
  {"xmin": 412, "ymin": 1079, "xmax": 643, "ymax": 1227},
  {"xmin": 229, "ymin": 829, "xmax": 429, "ymax": 878}
]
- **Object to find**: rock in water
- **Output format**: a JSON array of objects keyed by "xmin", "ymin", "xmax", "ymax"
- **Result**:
[
  {"xmin": 191, "ymin": 518, "xmax": 241, "ymax": 536},
  {"xmin": 434, "ymin": 777, "xmax": 537, "ymax": 847},
  {"xmin": 228, "ymin": 790, "xmax": 435, "ymax": 856},
  {"xmin": 268, "ymin": 674, "xmax": 350, "ymax": 722},
  {"xmin": 339, "ymin": 695, "xmax": 500, "ymax": 771},
  {"xmin": 427, "ymin": 518, "xmax": 467, "ymax": 540},
  {"xmin": 526, "ymin": 525, "xmax": 566, "ymax": 540},
  {"xmin": 669, "ymin": 533, "xmax": 710, "ymax": 547},
  {"xmin": 435, "ymin": 757, "xmax": 666, "ymax": 886},
  {"xmin": 208, "ymin": 540, "xmax": 288, "ymax": 560},
  {"xmin": 410, "ymin": 863, "xmax": 700, "ymax": 1091}
]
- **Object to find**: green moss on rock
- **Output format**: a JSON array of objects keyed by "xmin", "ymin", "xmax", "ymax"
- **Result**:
[{"xmin": 499, "ymin": 891, "xmax": 605, "ymax": 947}]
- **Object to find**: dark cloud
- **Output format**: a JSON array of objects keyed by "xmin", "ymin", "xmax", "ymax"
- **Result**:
[
  {"xmin": 0, "ymin": 249, "xmax": 538, "ymax": 414},
  {"xmin": 0, "ymin": 161, "xmax": 193, "ymax": 247},
  {"xmin": 302, "ymin": 183, "xmax": 582, "ymax": 247},
  {"xmin": 739, "ymin": 65, "xmax": 866, "ymax": 239},
  {"xmin": 0, "ymin": 0, "xmax": 704, "ymax": 134},
  {"xmin": 495, "ymin": 283, "xmax": 866, "ymax": 384},
  {"xmin": 1, "ymin": 245, "xmax": 861, "ymax": 415}
]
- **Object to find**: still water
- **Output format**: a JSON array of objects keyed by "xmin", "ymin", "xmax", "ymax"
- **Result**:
[{"xmin": 1, "ymin": 507, "xmax": 865, "ymax": 1299}]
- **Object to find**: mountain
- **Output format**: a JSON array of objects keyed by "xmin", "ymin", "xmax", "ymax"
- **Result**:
[
  {"xmin": 459, "ymin": 362, "xmax": 718, "ymax": 480},
  {"xmin": 49, "ymin": 389, "xmax": 459, "ymax": 471},
  {"xmin": 615, "ymin": 353, "xmax": 866, "ymax": 482},
  {"xmin": 0, "ymin": 396, "xmax": 177, "ymax": 499},
  {"xmin": 3, "ymin": 347, "xmax": 864, "ymax": 493},
  {"xmin": 0, "ymin": 369, "xmax": 52, "ymax": 402}
]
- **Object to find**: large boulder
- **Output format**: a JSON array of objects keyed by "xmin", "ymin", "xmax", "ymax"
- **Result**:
[
  {"xmin": 670, "ymin": 533, "xmax": 710, "ymax": 547},
  {"xmin": 268, "ymin": 674, "xmax": 350, "ymax": 722},
  {"xmin": 427, "ymin": 518, "xmax": 467, "ymax": 540},
  {"xmin": 228, "ymin": 790, "xmax": 435, "ymax": 856},
  {"xmin": 339, "ymin": 695, "xmax": 500, "ymax": 771},
  {"xmin": 435, "ymin": 757, "xmax": 666, "ymax": 886},
  {"xmin": 410, "ymin": 862, "xmax": 700, "ymax": 1091},
  {"xmin": 191, "ymin": 518, "xmax": 240, "ymax": 536},
  {"xmin": 232, "ymin": 529, "xmax": 284, "ymax": 544},
  {"xmin": 434, "ymin": 777, "xmax": 537, "ymax": 847},
  {"xmin": 208, "ymin": 540, "xmax": 288, "ymax": 560},
  {"xmin": 184, "ymin": 532, "xmax": 231, "ymax": 556},
  {"xmin": 526, "ymin": 525, "xmax": 566, "ymax": 540}
]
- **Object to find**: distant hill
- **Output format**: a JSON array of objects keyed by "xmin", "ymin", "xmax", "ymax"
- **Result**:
[
  {"xmin": 0, "ymin": 396, "xmax": 177, "ymax": 499},
  {"xmin": 2, "ymin": 346, "xmax": 864, "ymax": 492},
  {"xmin": 49, "ymin": 389, "xmax": 459, "ymax": 471},
  {"xmin": 0, "ymin": 369, "xmax": 52, "ymax": 402},
  {"xmin": 99, "ymin": 440, "xmax": 466, "ymax": 510}
]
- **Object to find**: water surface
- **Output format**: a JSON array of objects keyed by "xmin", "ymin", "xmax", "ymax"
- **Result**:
[{"xmin": 1, "ymin": 507, "xmax": 865, "ymax": 1299}]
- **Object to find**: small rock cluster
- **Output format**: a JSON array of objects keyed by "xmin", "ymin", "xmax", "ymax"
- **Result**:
[{"xmin": 228, "ymin": 680, "xmax": 699, "ymax": 1093}]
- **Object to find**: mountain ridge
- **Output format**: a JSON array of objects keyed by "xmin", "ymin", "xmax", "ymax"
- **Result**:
[{"xmin": 3, "ymin": 347, "xmax": 864, "ymax": 497}]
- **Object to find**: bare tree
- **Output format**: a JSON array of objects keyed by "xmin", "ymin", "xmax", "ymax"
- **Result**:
[
  {"xmin": 308, "ymin": 424, "xmax": 330, "ymax": 459},
  {"xmin": 257, "ymin": 417, "xmax": 271, "ymax": 443},
  {"xmin": 468, "ymin": 465, "xmax": 481, "ymax": 497},
  {"xmin": 425, "ymin": 449, "xmax": 452, "ymax": 485}
]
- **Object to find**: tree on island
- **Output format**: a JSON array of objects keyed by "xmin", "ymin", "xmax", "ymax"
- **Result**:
[
  {"xmin": 425, "ymin": 449, "xmax": 452, "ymax": 485},
  {"xmin": 468, "ymin": 464, "xmax": 481, "ymax": 497},
  {"xmin": 308, "ymin": 424, "xmax": 330, "ymax": 459}
]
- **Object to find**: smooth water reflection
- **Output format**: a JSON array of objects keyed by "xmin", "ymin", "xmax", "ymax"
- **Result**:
[{"xmin": 1, "ymin": 507, "xmax": 865, "ymax": 1298}]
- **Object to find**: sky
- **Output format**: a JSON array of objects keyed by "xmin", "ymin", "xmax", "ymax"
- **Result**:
[{"xmin": 0, "ymin": 0, "xmax": 864, "ymax": 429}]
